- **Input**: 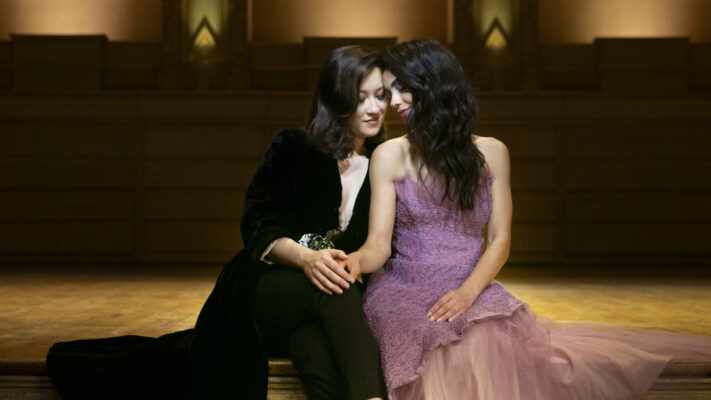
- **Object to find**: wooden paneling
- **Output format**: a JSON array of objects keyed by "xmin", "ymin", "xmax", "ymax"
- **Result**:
[
  {"xmin": 104, "ymin": 42, "xmax": 160, "ymax": 89},
  {"xmin": 563, "ymin": 125, "xmax": 711, "ymax": 159},
  {"xmin": 0, "ymin": 159, "xmax": 135, "ymax": 188},
  {"xmin": 145, "ymin": 159, "xmax": 259, "ymax": 189},
  {"xmin": 565, "ymin": 160, "xmax": 710, "ymax": 191},
  {"xmin": 565, "ymin": 194, "xmax": 711, "ymax": 222},
  {"xmin": 513, "ymin": 192, "xmax": 557, "ymax": 222},
  {"xmin": 0, "ymin": 125, "xmax": 137, "ymax": 156},
  {"xmin": 566, "ymin": 224, "xmax": 711, "ymax": 255},
  {"xmin": 1, "ymin": 92, "xmax": 709, "ymax": 266},
  {"xmin": 11, "ymin": 35, "xmax": 106, "ymax": 91},
  {"xmin": 690, "ymin": 43, "xmax": 711, "ymax": 90},
  {"xmin": 540, "ymin": 45, "xmax": 597, "ymax": 90},
  {"xmin": 250, "ymin": 43, "xmax": 306, "ymax": 90},
  {"xmin": 511, "ymin": 160, "xmax": 556, "ymax": 190},
  {"xmin": 145, "ymin": 190, "xmax": 245, "ymax": 220},
  {"xmin": 145, "ymin": 125, "xmax": 263, "ymax": 157},
  {"xmin": 0, "ymin": 41, "xmax": 10, "ymax": 89},
  {"xmin": 0, "ymin": 192, "xmax": 133, "ymax": 220},
  {"xmin": 0, "ymin": 222, "xmax": 133, "ymax": 254},
  {"xmin": 511, "ymin": 223, "xmax": 558, "ymax": 253},
  {"xmin": 596, "ymin": 38, "xmax": 689, "ymax": 92},
  {"xmin": 145, "ymin": 222, "xmax": 241, "ymax": 252}
]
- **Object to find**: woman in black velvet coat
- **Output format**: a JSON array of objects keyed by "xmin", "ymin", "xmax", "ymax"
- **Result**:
[
  {"xmin": 47, "ymin": 46, "xmax": 388, "ymax": 400},
  {"xmin": 191, "ymin": 45, "xmax": 389, "ymax": 400}
]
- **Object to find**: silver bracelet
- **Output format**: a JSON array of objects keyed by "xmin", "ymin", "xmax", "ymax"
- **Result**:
[
  {"xmin": 297, "ymin": 229, "xmax": 342, "ymax": 250},
  {"xmin": 297, "ymin": 233, "xmax": 335, "ymax": 250}
]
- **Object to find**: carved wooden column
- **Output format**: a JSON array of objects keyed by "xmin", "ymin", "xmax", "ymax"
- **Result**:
[
  {"xmin": 453, "ymin": 0, "xmax": 477, "ymax": 80},
  {"xmin": 159, "ymin": 0, "xmax": 182, "ymax": 89},
  {"xmin": 517, "ymin": 0, "xmax": 541, "ymax": 90},
  {"xmin": 227, "ymin": 0, "xmax": 250, "ymax": 89}
]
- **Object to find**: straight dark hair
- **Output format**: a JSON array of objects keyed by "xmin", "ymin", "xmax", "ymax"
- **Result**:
[
  {"xmin": 307, "ymin": 45, "xmax": 385, "ymax": 159},
  {"xmin": 382, "ymin": 38, "xmax": 484, "ymax": 210}
]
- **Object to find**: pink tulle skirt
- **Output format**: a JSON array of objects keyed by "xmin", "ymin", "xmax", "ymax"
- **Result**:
[{"xmin": 390, "ymin": 306, "xmax": 711, "ymax": 400}]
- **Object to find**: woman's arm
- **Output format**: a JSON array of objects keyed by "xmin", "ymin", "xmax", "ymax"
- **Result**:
[
  {"xmin": 428, "ymin": 137, "xmax": 512, "ymax": 322},
  {"xmin": 268, "ymin": 238, "xmax": 353, "ymax": 295},
  {"xmin": 241, "ymin": 130, "xmax": 300, "ymax": 261},
  {"xmin": 345, "ymin": 140, "xmax": 404, "ymax": 276},
  {"xmin": 241, "ymin": 130, "xmax": 354, "ymax": 294}
]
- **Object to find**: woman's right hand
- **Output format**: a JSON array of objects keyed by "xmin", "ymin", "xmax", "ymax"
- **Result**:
[{"xmin": 300, "ymin": 249, "xmax": 355, "ymax": 294}]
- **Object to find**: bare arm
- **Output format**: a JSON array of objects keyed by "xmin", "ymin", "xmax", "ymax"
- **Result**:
[
  {"xmin": 266, "ymin": 238, "xmax": 353, "ymax": 295},
  {"xmin": 345, "ymin": 140, "xmax": 404, "ymax": 275},
  {"xmin": 428, "ymin": 138, "xmax": 512, "ymax": 322}
]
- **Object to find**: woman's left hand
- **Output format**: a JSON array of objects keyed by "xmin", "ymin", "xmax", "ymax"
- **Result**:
[{"xmin": 427, "ymin": 287, "xmax": 478, "ymax": 322}]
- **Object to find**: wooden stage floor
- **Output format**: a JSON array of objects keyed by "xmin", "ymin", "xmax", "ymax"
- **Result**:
[
  {"xmin": 1, "ymin": 264, "xmax": 710, "ymax": 363},
  {"xmin": 1, "ymin": 264, "xmax": 710, "ymax": 399}
]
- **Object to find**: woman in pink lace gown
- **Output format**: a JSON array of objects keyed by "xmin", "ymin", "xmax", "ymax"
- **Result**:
[{"xmin": 346, "ymin": 38, "xmax": 711, "ymax": 400}]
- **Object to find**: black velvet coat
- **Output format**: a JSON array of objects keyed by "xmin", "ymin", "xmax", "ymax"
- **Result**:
[
  {"xmin": 47, "ymin": 129, "xmax": 373, "ymax": 400},
  {"xmin": 191, "ymin": 129, "xmax": 373, "ymax": 399}
]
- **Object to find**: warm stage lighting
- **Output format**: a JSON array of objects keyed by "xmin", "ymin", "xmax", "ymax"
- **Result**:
[
  {"xmin": 485, "ymin": 24, "xmax": 508, "ymax": 51},
  {"xmin": 190, "ymin": 17, "xmax": 220, "ymax": 64},
  {"xmin": 539, "ymin": 0, "xmax": 711, "ymax": 44},
  {"xmin": 194, "ymin": 21, "xmax": 218, "ymax": 50},
  {"xmin": 0, "ymin": 0, "xmax": 162, "ymax": 41}
]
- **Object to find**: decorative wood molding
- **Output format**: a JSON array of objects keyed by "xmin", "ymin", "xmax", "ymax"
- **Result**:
[
  {"xmin": 518, "ymin": 0, "xmax": 542, "ymax": 89},
  {"xmin": 159, "ymin": 0, "xmax": 182, "ymax": 89},
  {"xmin": 453, "ymin": 0, "xmax": 476, "ymax": 77},
  {"xmin": 227, "ymin": 0, "xmax": 250, "ymax": 89}
]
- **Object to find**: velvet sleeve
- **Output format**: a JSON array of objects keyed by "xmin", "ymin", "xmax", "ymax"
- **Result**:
[{"xmin": 240, "ymin": 129, "xmax": 306, "ymax": 264}]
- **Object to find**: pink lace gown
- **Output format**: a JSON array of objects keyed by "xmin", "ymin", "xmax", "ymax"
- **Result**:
[{"xmin": 363, "ymin": 174, "xmax": 711, "ymax": 400}]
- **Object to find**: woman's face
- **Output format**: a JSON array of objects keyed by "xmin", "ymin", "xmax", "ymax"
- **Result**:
[
  {"xmin": 383, "ymin": 70, "xmax": 413, "ymax": 119},
  {"xmin": 347, "ymin": 68, "xmax": 387, "ymax": 141}
]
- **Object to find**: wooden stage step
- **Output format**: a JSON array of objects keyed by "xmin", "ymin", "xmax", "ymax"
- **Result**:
[
  {"xmin": 0, "ymin": 358, "xmax": 305, "ymax": 400},
  {"xmin": 1, "ymin": 359, "xmax": 710, "ymax": 399}
]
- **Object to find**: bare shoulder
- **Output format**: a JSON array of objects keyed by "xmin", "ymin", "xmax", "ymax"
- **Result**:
[
  {"xmin": 473, "ymin": 135, "xmax": 510, "ymax": 178},
  {"xmin": 372, "ymin": 137, "xmax": 408, "ymax": 163},
  {"xmin": 474, "ymin": 136, "xmax": 509, "ymax": 161},
  {"xmin": 371, "ymin": 137, "xmax": 409, "ymax": 178}
]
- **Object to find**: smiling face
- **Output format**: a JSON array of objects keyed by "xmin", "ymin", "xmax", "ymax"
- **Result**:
[
  {"xmin": 383, "ymin": 70, "xmax": 413, "ymax": 119},
  {"xmin": 347, "ymin": 68, "xmax": 387, "ymax": 144}
]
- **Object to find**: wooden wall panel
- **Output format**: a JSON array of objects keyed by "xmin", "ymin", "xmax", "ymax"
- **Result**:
[
  {"xmin": 0, "ymin": 92, "xmax": 709, "ymax": 266},
  {"xmin": 563, "ymin": 126, "xmax": 711, "ymax": 159},
  {"xmin": 511, "ymin": 223, "xmax": 558, "ymax": 253},
  {"xmin": 0, "ymin": 222, "xmax": 133, "ymax": 254},
  {"xmin": 144, "ymin": 159, "xmax": 258, "ymax": 189},
  {"xmin": 691, "ymin": 43, "xmax": 711, "ymax": 90},
  {"xmin": 145, "ymin": 125, "xmax": 263, "ymax": 157},
  {"xmin": 104, "ymin": 42, "xmax": 160, "ymax": 89},
  {"xmin": 511, "ymin": 160, "xmax": 556, "ymax": 190},
  {"xmin": 0, "ymin": 125, "xmax": 137, "ymax": 156},
  {"xmin": 565, "ymin": 160, "xmax": 710, "ymax": 191},
  {"xmin": 145, "ymin": 190, "xmax": 244, "ymax": 220},
  {"xmin": 565, "ymin": 194, "xmax": 711, "ymax": 222},
  {"xmin": 513, "ymin": 193, "xmax": 557, "ymax": 222},
  {"xmin": 566, "ymin": 224, "xmax": 711, "ymax": 255},
  {"xmin": 0, "ymin": 41, "xmax": 10, "ymax": 89},
  {"xmin": 145, "ymin": 222, "xmax": 241, "ymax": 252},
  {"xmin": 0, "ymin": 192, "xmax": 133, "ymax": 220},
  {"xmin": 0, "ymin": 159, "xmax": 135, "ymax": 188}
]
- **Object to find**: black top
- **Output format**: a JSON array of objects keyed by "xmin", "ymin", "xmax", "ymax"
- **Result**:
[{"xmin": 241, "ymin": 128, "xmax": 372, "ymax": 263}]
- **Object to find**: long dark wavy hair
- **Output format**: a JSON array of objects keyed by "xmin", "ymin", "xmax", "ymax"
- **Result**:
[
  {"xmin": 382, "ymin": 38, "xmax": 484, "ymax": 210},
  {"xmin": 307, "ymin": 46, "xmax": 386, "ymax": 159}
]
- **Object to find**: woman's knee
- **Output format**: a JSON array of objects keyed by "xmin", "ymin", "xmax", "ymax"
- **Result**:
[{"xmin": 317, "ymin": 284, "xmax": 365, "ymax": 316}]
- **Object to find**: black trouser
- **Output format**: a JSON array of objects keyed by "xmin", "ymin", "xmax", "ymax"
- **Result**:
[{"xmin": 253, "ymin": 267, "xmax": 387, "ymax": 400}]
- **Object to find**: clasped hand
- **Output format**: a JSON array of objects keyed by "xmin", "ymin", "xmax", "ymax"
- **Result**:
[
  {"xmin": 301, "ymin": 249, "xmax": 360, "ymax": 295},
  {"xmin": 427, "ymin": 287, "xmax": 478, "ymax": 322}
]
